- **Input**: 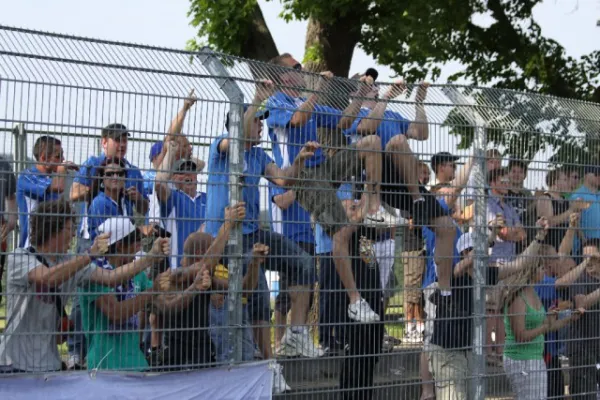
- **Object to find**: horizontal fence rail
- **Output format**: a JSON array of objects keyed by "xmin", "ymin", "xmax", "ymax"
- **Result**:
[{"xmin": 1, "ymin": 24, "xmax": 600, "ymax": 400}]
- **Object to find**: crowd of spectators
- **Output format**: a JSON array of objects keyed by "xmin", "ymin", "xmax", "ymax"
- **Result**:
[{"xmin": 0, "ymin": 53, "xmax": 599, "ymax": 399}]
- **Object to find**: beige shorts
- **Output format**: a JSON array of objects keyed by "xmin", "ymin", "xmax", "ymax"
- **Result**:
[{"xmin": 402, "ymin": 250, "xmax": 425, "ymax": 305}]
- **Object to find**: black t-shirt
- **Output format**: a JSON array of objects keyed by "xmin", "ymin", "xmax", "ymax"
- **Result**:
[
  {"xmin": 506, "ymin": 189, "xmax": 534, "ymax": 253},
  {"xmin": 0, "ymin": 159, "xmax": 17, "ymax": 222},
  {"xmin": 431, "ymin": 267, "xmax": 499, "ymax": 349},
  {"xmin": 558, "ymin": 272, "xmax": 600, "ymax": 355},
  {"xmin": 541, "ymin": 193, "xmax": 569, "ymax": 250}
]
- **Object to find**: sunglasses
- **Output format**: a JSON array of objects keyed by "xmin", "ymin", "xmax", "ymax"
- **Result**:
[
  {"xmin": 105, "ymin": 171, "xmax": 126, "ymax": 178},
  {"xmin": 292, "ymin": 63, "xmax": 303, "ymax": 71},
  {"xmin": 181, "ymin": 177, "xmax": 195, "ymax": 184}
]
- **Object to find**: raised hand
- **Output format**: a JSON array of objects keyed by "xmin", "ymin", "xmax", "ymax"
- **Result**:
[
  {"xmin": 384, "ymin": 79, "xmax": 407, "ymax": 100},
  {"xmin": 254, "ymin": 79, "xmax": 275, "ymax": 102},
  {"xmin": 569, "ymin": 212, "xmax": 581, "ymax": 228},
  {"xmin": 124, "ymin": 187, "xmax": 144, "ymax": 204},
  {"xmin": 193, "ymin": 267, "xmax": 212, "ymax": 291},
  {"xmin": 184, "ymin": 89, "xmax": 198, "ymax": 109},
  {"xmin": 317, "ymin": 71, "xmax": 334, "ymax": 91},
  {"xmin": 297, "ymin": 141, "xmax": 320, "ymax": 162},
  {"xmin": 570, "ymin": 198, "xmax": 591, "ymax": 213},
  {"xmin": 150, "ymin": 237, "xmax": 170, "ymax": 257},
  {"xmin": 89, "ymin": 232, "xmax": 110, "ymax": 258},
  {"xmin": 415, "ymin": 82, "xmax": 430, "ymax": 103},
  {"xmin": 224, "ymin": 202, "xmax": 246, "ymax": 227},
  {"xmin": 251, "ymin": 243, "xmax": 269, "ymax": 265}
]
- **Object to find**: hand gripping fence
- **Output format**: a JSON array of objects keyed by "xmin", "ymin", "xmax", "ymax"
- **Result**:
[{"xmin": 1, "ymin": 24, "xmax": 600, "ymax": 400}]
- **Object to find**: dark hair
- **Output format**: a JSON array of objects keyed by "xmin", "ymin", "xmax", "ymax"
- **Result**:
[
  {"xmin": 29, "ymin": 200, "xmax": 75, "ymax": 247},
  {"xmin": 269, "ymin": 53, "xmax": 293, "ymax": 66},
  {"xmin": 508, "ymin": 159, "xmax": 528, "ymax": 173},
  {"xmin": 32, "ymin": 136, "xmax": 62, "ymax": 161},
  {"xmin": 108, "ymin": 227, "xmax": 142, "ymax": 255},
  {"xmin": 487, "ymin": 167, "xmax": 508, "ymax": 184},
  {"xmin": 546, "ymin": 169, "xmax": 566, "ymax": 187}
]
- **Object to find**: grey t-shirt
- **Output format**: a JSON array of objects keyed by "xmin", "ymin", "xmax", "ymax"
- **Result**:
[
  {"xmin": 0, "ymin": 159, "xmax": 17, "ymax": 221},
  {"xmin": 0, "ymin": 248, "xmax": 96, "ymax": 372}
]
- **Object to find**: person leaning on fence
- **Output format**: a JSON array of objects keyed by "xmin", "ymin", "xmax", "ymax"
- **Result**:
[
  {"xmin": 16, "ymin": 135, "xmax": 78, "ymax": 248},
  {"xmin": 155, "ymin": 146, "xmax": 207, "ymax": 269},
  {"xmin": 268, "ymin": 183, "xmax": 316, "ymax": 355},
  {"xmin": 426, "ymin": 219, "xmax": 548, "ymax": 399},
  {"xmin": 569, "ymin": 165, "xmax": 600, "ymax": 258},
  {"xmin": 501, "ymin": 225, "xmax": 583, "ymax": 400},
  {"xmin": 266, "ymin": 54, "xmax": 397, "ymax": 325},
  {"xmin": 0, "ymin": 157, "xmax": 17, "ymax": 307},
  {"xmin": 70, "ymin": 123, "xmax": 148, "ymax": 251},
  {"xmin": 553, "ymin": 238, "xmax": 600, "ymax": 398},
  {"xmin": 0, "ymin": 200, "xmax": 167, "ymax": 373},
  {"xmin": 78, "ymin": 217, "xmax": 172, "ymax": 372},
  {"xmin": 205, "ymin": 80, "xmax": 324, "ymax": 359}
]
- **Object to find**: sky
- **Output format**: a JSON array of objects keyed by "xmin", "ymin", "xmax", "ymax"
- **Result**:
[{"xmin": 1, "ymin": 0, "xmax": 598, "ymax": 82}]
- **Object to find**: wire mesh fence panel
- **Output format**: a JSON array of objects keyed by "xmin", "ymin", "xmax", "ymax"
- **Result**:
[{"xmin": 1, "ymin": 25, "xmax": 600, "ymax": 400}]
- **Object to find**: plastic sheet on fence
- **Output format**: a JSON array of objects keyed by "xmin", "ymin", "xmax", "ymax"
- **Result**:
[{"xmin": 0, "ymin": 361, "xmax": 273, "ymax": 400}]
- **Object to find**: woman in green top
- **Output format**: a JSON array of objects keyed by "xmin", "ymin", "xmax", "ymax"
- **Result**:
[{"xmin": 502, "ymin": 244, "xmax": 582, "ymax": 399}]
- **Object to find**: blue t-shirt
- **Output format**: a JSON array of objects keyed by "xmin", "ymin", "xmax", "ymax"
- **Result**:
[
  {"xmin": 205, "ymin": 134, "xmax": 274, "ymax": 237},
  {"xmin": 88, "ymin": 192, "xmax": 135, "ymax": 240},
  {"xmin": 74, "ymin": 154, "xmax": 146, "ymax": 239},
  {"xmin": 269, "ymin": 184, "xmax": 315, "ymax": 245},
  {"xmin": 422, "ymin": 198, "xmax": 462, "ymax": 288},
  {"xmin": 570, "ymin": 186, "xmax": 600, "ymax": 254},
  {"xmin": 266, "ymin": 91, "xmax": 342, "ymax": 168},
  {"xmin": 143, "ymin": 170, "xmax": 156, "ymax": 197},
  {"xmin": 314, "ymin": 184, "xmax": 354, "ymax": 254},
  {"xmin": 344, "ymin": 108, "xmax": 410, "ymax": 148},
  {"xmin": 160, "ymin": 189, "xmax": 207, "ymax": 268},
  {"xmin": 16, "ymin": 166, "xmax": 61, "ymax": 248},
  {"xmin": 535, "ymin": 274, "xmax": 563, "ymax": 357}
]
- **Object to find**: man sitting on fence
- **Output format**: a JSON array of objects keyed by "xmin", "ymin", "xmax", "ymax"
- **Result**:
[
  {"xmin": 0, "ymin": 200, "xmax": 169, "ymax": 372},
  {"xmin": 17, "ymin": 135, "xmax": 78, "ymax": 248},
  {"xmin": 266, "ymin": 54, "xmax": 397, "ymax": 324},
  {"xmin": 205, "ymin": 79, "xmax": 323, "ymax": 358}
]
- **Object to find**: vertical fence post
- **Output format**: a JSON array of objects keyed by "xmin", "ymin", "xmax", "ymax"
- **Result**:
[
  {"xmin": 196, "ymin": 50, "xmax": 245, "ymax": 364},
  {"xmin": 442, "ymin": 87, "xmax": 488, "ymax": 399},
  {"xmin": 12, "ymin": 123, "xmax": 26, "ymax": 248}
]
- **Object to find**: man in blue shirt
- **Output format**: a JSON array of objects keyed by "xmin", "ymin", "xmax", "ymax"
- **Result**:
[
  {"xmin": 17, "ymin": 136, "xmax": 77, "ymax": 248},
  {"xmin": 206, "ymin": 80, "xmax": 323, "ymax": 358},
  {"xmin": 155, "ymin": 154, "xmax": 207, "ymax": 269},
  {"xmin": 70, "ymin": 123, "xmax": 148, "ymax": 250},
  {"xmin": 268, "ymin": 185, "xmax": 316, "ymax": 353},
  {"xmin": 266, "ymin": 54, "xmax": 396, "ymax": 324},
  {"xmin": 570, "ymin": 165, "xmax": 600, "ymax": 254}
]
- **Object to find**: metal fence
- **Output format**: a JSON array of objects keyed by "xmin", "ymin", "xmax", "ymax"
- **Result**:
[{"xmin": 1, "ymin": 25, "xmax": 600, "ymax": 399}]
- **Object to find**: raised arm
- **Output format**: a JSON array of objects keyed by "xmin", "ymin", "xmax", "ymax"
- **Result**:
[
  {"xmin": 355, "ymin": 80, "xmax": 406, "ymax": 135},
  {"xmin": 272, "ymin": 190, "xmax": 297, "ymax": 211},
  {"xmin": 406, "ymin": 83, "xmax": 430, "ymax": 140},
  {"xmin": 27, "ymin": 234, "xmax": 109, "ymax": 288},
  {"xmin": 266, "ymin": 142, "xmax": 320, "ymax": 187},
  {"xmin": 337, "ymin": 76, "xmax": 372, "ymax": 130},
  {"xmin": 155, "ymin": 140, "xmax": 179, "ymax": 203},
  {"xmin": 242, "ymin": 244, "xmax": 268, "ymax": 292},
  {"xmin": 94, "ymin": 290, "xmax": 155, "ymax": 324},
  {"xmin": 287, "ymin": 72, "xmax": 332, "ymax": 127},
  {"xmin": 555, "ymin": 258, "xmax": 592, "ymax": 288},
  {"xmin": 89, "ymin": 238, "xmax": 170, "ymax": 287},
  {"xmin": 559, "ymin": 213, "xmax": 580, "ymax": 256},
  {"xmin": 497, "ymin": 219, "xmax": 547, "ymax": 280},
  {"xmin": 437, "ymin": 156, "xmax": 474, "ymax": 209}
]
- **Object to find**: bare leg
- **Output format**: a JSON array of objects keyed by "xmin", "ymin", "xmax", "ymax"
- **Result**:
[
  {"xmin": 432, "ymin": 216, "xmax": 456, "ymax": 291},
  {"xmin": 253, "ymin": 322, "xmax": 273, "ymax": 360},
  {"xmin": 356, "ymin": 135, "xmax": 383, "ymax": 213},
  {"xmin": 386, "ymin": 135, "xmax": 422, "ymax": 201},
  {"xmin": 288, "ymin": 286, "xmax": 310, "ymax": 325},
  {"xmin": 274, "ymin": 310, "xmax": 286, "ymax": 351},
  {"xmin": 420, "ymin": 351, "xmax": 435, "ymax": 399},
  {"xmin": 332, "ymin": 225, "xmax": 360, "ymax": 303}
]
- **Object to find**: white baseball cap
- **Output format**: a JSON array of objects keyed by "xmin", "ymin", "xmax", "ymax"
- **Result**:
[
  {"xmin": 96, "ymin": 217, "xmax": 141, "ymax": 246},
  {"xmin": 456, "ymin": 232, "xmax": 474, "ymax": 254}
]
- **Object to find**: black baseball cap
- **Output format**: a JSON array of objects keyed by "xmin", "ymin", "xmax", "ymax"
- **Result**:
[
  {"xmin": 225, "ymin": 105, "xmax": 270, "ymax": 131},
  {"xmin": 172, "ymin": 159, "xmax": 198, "ymax": 173},
  {"xmin": 583, "ymin": 165, "xmax": 600, "ymax": 176},
  {"xmin": 101, "ymin": 123, "xmax": 130, "ymax": 139},
  {"xmin": 431, "ymin": 152, "xmax": 460, "ymax": 170}
]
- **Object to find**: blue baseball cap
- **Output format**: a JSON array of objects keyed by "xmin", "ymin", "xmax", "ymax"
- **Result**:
[
  {"xmin": 225, "ymin": 105, "xmax": 269, "ymax": 130},
  {"xmin": 149, "ymin": 141, "xmax": 164, "ymax": 162}
]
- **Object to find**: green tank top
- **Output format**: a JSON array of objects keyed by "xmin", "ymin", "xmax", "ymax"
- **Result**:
[{"xmin": 503, "ymin": 292, "xmax": 546, "ymax": 360}]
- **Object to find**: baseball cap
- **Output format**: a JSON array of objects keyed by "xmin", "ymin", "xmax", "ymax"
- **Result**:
[
  {"xmin": 583, "ymin": 165, "xmax": 600, "ymax": 176},
  {"xmin": 101, "ymin": 123, "xmax": 130, "ymax": 139},
  {"xmin": 225, "ymin": 105, "xmax": 270, "ymax": 130},
  {"xmin": 172, "ymin": 159, "xmax": 198, "ymax": 173},
  {"xmin": 96, "ymin": 217, "xmax": 142, "ymax": 247},
  {"xmin": 457, "ymin": 232, "xmax": 474, "ymax": 254},
  {"xmin": 431, "ymin": 152, "xmax": 460, "ymax": 170},
  {"xmin": 149, "ymin": 141, "xmax": 164, "ymax": 162}
]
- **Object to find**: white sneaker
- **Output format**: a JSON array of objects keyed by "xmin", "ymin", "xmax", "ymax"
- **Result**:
[
  {"xmin": 66, "ymin": 354, "xmax": 83, "ymax": 370},
  {"xmin": 272, "ymin": 362, "xmax": 291, "ymax": 394},
  {"xmin": 364, "ymin": 207, "xmax": 398, "ymax": 228},
  {"xmin": 348, "ymin": 298, "xmax": 380, "ymax": 323},
  {"xmin": 279, "ymin": 327, "xmax": 325, "ymax": 358}
]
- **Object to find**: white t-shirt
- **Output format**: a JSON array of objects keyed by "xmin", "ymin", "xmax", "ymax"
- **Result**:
[{"xmin": 0, "ymin": 248, "xmax": 96, "ymax": 372}]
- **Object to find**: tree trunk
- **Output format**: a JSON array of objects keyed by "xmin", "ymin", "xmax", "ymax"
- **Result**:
[{"xmin": 239, "ymin": 3, "xmax": 279, "ymax": 62}]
